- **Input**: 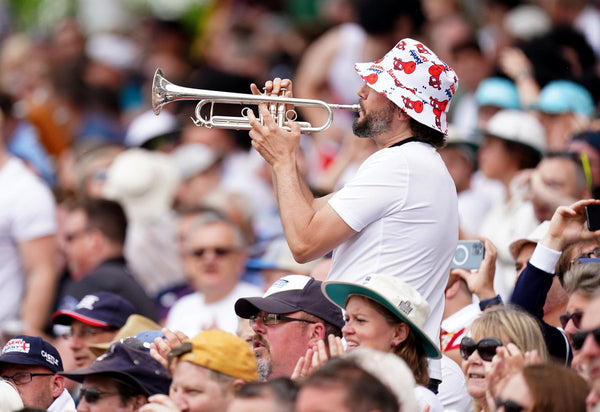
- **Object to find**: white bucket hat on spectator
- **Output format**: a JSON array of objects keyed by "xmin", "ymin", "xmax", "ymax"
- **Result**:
[
  {"xmin": 354, "ymin": 38, "xmax": 459, "ymax": 135},
  {"xmin": 322, "ymin": 273, "xmax": 441, "ymax": 358},
  {"xmin": 103, "ymin": 148, "xmax": 179, "ymax": 220},
  {"xmin": 484, "ymin": 109, "xmax": 547, "ymax": 155}
]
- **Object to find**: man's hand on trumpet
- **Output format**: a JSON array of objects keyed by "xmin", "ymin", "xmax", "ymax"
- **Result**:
[{"xmin": 247, "ymin": 78, "xmax": 302, "ymax": 170}]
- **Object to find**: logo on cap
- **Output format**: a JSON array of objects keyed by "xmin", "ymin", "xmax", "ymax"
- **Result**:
[
  {"xmin": 76, "ymin": 294, "xmax": 100, "ymax": 310},
  {"xmin": 41, "ymin": 350, "xmax": 60, "ymax": 366},
  {"xmin": 3, "ymin": 339, "xmax": 30, "ymax": 354},
  {"xmin": 398, "ymin": 300, "xmax": 413, "ymax": 315}
]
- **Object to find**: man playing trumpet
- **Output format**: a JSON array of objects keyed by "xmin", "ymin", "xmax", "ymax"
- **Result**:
[{"xmin": 247, "ymin": 38, "xmax": 460, "ymax": 394}]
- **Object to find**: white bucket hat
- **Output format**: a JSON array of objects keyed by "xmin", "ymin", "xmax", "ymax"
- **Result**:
[
  {"xmin": 322, "ymin": 273, "xmax": 441, "ymax": 358},
  {"xmin": 354, "ymin": 38, "xmax": 459, "ymax": 135},
  {"xmin": 103, "ymin": 149, "xmax": 179, "ymax": 220}
]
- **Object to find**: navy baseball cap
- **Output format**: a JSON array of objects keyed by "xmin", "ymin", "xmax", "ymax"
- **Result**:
[
  {"xmin": 51, "ymin": 292, "xmax": 135, "ymax": 328},
  {"xmin": 0, "ymin": 335, "xmax": 63, "ymax": 372},
  {"xmin": 235, "ymin": 275, "xmax": 344, "ymax": 330},
  {"xmin": 60, "ymin": 342, "xmax": 171, "ymax": 396}
]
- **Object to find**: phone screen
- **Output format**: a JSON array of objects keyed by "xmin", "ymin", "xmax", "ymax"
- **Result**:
[{"xmin": 586, "ymin": 204, "xmax": 600, "ymax": 231}]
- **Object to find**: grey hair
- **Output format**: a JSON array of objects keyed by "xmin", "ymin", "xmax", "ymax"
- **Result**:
[
  {"xmin": 184, "ymin": 209, "xmax": 247, "ymax": 249},
  {"xmin": 562, "ymin": 262, "xmax": 600, "ymax": 297}
]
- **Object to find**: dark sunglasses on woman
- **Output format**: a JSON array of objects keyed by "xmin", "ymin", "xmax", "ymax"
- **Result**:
[{"xmin": 460, "ymin": 337, "xmax": 502, "ymax": 362}]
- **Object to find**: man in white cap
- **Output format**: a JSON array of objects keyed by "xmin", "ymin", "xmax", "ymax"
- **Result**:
[{"xmin": 247, "ymin": 38, "xmax": 460, "ymax": 393}]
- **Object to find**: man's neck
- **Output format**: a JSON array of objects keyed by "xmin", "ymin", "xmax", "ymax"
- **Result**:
[{"xmin": 374, "ymin": 128, "xmax": 415, "ymax": 150}]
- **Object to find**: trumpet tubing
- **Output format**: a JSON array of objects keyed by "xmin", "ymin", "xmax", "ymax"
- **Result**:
[{"xmin": 152, "ymin": 68, "xmax": 359, "ymax": 133}]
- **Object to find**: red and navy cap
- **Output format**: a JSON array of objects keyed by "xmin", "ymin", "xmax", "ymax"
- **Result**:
[
  {"xmin": 0, "ymin": 335, "xmax": 63, "ymax": 372},
  {"xmin": 51, "ymin": 292, "xmax": 135, "ymax": 328}
]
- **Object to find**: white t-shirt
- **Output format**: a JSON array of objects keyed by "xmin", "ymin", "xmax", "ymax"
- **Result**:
[
  {"xmin": 0, "ymin": 157, "xmax": 56, "ymax": 324},
  {"xmin": 438, "ymin": 354, "xmax": 473, "ymax": 412},
  {"xmin": 165, "ymin": 281, "xmax": 262, "ymax": 337},
  {"xmin": 327, "ymin": 141, "xmax": 459, "ymax": 360}
]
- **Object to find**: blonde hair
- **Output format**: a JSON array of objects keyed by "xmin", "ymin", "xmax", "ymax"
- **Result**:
[{"xmin": 469, "ymin": 305, "xmax": 548, "ymax": 361}]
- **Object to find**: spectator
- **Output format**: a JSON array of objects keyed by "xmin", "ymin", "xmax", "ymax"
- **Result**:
[
  {"xmin": 227, "ymin": 378, "xmax": 298, "ymax": 412},
  {"xmin": 495, "ymin": 363, "xmax": 588, "ymax": 412},
  {"xmin": 533, "ymin": 80, "xmax": 595, "ymax": 151},
  {"xmin": 165, "ymin": 210, "xmax": 262, "ymax": 336},
  {"xmin": 520, "ymin": 152, "xmax": 591, "ymax": 223},
  {"xmin": 295, "ymin": 356, "xmax": 399, "ymax": 412},
  {"xmin": 442, "ymin": 238, "xmax": 498, "ymax": 365},
  {"xmin": 61, "ymin": 340, "xmax": 171, "ymax": 411},
  {"xmin": 509, "ymin": 199, "xmax": 600, "ymax": 365},
  {"xmin": 102, "ymin": 148, "xmax": 185, "ymax": 301},
  {"xmin": 322, "ymin": 274, "xmax": 447, "ymax": 410},
  {"xmin": 0, "ymin": 106, "xmax": 58, "ymax": 337},
  {"xmin": 0, "ymin": 335, "xmax": 75, "ymax": 411},
  {"xmin": 143, "ymin": 329, "xmax": 258, "ymax": 412},
  {"xmin": 461, "ymin": 305, "xmax": 548, "ymax": 412},
  {"xmin": 57, "ymin": 197, "xmax": 158, "ymax": 320},
  {"xmin": 477, "ymin": 109, "xmax": 546, "ymax": 300},
  {"xmin": 235, "ymin": 274, "xmax": 344, "ymax": 381},
  {"xmin": 248, "ymin": 37, "xmax": 460, "ymax": 393},
  {"xmin": 574, "ymin": 288, "xmax": 600, "ymax": 410},
  {"xmin": 51, "ymin": 291, "xmax": 135, "ymax": 369}
]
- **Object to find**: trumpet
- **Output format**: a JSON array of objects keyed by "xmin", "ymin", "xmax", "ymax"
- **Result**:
[{"xmin": 152, "ymin": 68, "xmax": 360, "ymax": 133}]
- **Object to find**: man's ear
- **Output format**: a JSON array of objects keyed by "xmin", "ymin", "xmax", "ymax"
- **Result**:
[
  {"xmin": 51, "ymin": 375, "xmax": 65, "ymax": 398},
  {"xmin": 308, "ymin": 322, "xmax": 326, "ymax": 346},
  {"xmin": 131, "ymin": 394, "xmax": 148, "ymax": 411}
]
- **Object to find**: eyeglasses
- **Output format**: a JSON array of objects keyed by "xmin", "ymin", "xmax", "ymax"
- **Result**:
[
  {"xmin": 69, "ymin": 326, "xmax": 116, "ymax": 339},
  {"xmin": 1, "ymin": 372, "xmax": 55, "ymax": 385},
  {"xmin": 571, "ymin": 326, "xmax": 600, "ymax": 350},
  {"xmin": 189, "ymin": 247, "xmax": 237, "ymax": 258},
  {"xmin": 460, "ymin": 337, "xmax": 502, "ymax": 362},
  {"xmin": 80, "ymin": 387, "xmax": 119, "ymax": 404},
  {"xmin": 559, "ymin": 310, "xmax": 583, "ymax": 329},
  {"xmin": 495, "ymin": 397, "xmax": 525, "ymax": 412},
  {"xmin": 249, "ymin": 313, "xmax": 316, "ymax": 327}
]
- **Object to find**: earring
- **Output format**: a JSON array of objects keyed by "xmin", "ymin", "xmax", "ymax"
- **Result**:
[{"xmin": 390, "ymin": 341, "xmax": 397, "ymax": 347}]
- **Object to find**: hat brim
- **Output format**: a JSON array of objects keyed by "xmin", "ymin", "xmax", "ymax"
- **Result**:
[
  {"xmin": 323, "ymin": 281, "xmax": 441, "ymax": 359},
  {"xmin": 60, "ymin": 369, "xmax": 149, "ymax": 396},
  {"xmin": 0, "ymin": 355, "xmax": 60, "ymax": 372},
  {"xmin": 235, "ymin": 295, "xmax": 300, "ymax": 319},
  {"xmin": 51, "ymin": 310, "xmax": 111, "ymax": 328}
]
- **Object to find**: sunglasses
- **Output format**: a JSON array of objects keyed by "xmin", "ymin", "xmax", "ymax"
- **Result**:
[
  {"xmin": 559, "ymin": 310, "xmax": 583, "ymax": 329},
  {"xmin": 80, "ymin": 387, "xmax": 119, "ymax": 404},
  {"xmin": 496, "ymin": 397, "xmax": 525, "ymax": 412},
  {"xmin": 571, "ymin": 326, "xmax": 600, "ymax": 350},
  {"xmin": 460, "ymin": 337, "xmax": 502, "ymax": 362},
  {"xmin": 190, "ymin": 247, "xmax": 236, "ymax": 258}
]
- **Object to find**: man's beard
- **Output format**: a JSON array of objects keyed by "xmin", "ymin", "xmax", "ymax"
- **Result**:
[
  {"xmin": 253, "ymin": 334, "xmax": 272, "ymax": 381},
  {"xmin": 352, "ymin": 101, "xmax": 396, "ymax": 138}
]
